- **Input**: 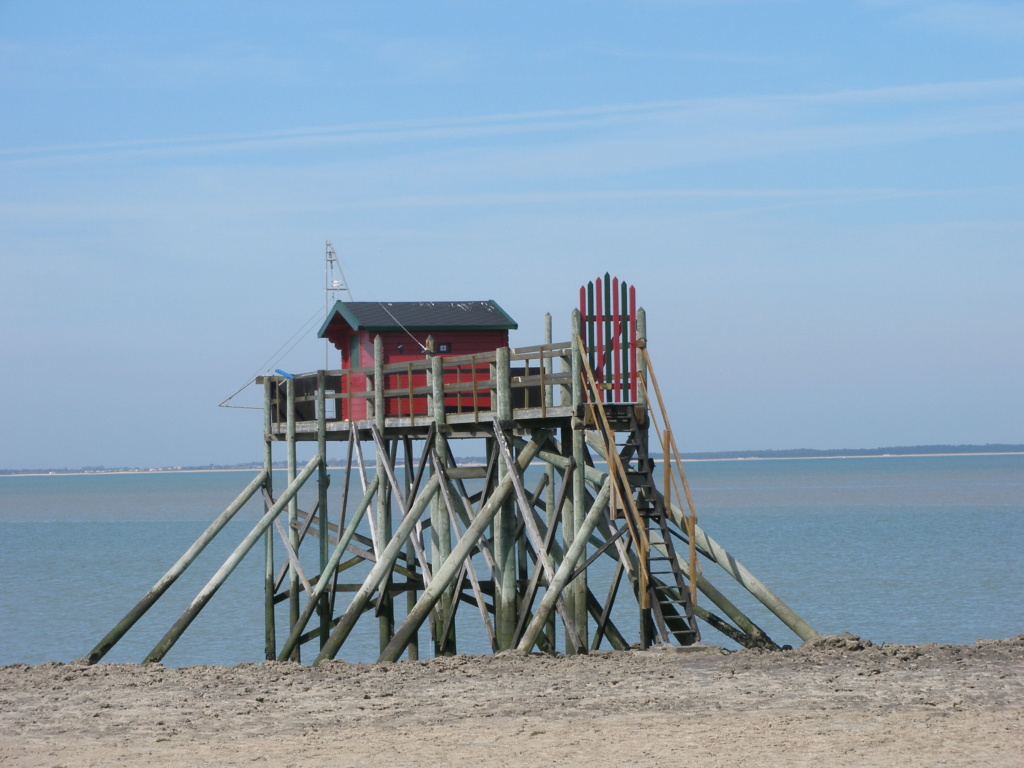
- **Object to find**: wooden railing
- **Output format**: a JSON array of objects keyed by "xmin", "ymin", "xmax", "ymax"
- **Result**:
[{"xmin": 265, "ymin": 341, "xmax": 576, "ymax": 430}]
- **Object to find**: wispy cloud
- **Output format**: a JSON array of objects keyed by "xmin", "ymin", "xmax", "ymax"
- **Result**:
[
  {"xmin": 905, "ymin": 2, "xmax": 1024, "ymax": 37},
  {"xmin": 861, "ymin": 1, "xmax": 1024, "ymax": 37},
  {"xmin": 3, "ymin": 76, "xmax": 1022, "ymax": 168}
]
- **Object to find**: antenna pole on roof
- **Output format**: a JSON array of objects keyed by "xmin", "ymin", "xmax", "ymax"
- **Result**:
[{"xmin": 325, "ymin": 241, "xmax": 354, "ymax": 370}]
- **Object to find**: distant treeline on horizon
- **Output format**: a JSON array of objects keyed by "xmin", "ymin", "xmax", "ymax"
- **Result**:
[
  {"xmin": 3, "ymin": 444, "xmax": 1022, "ymax": 476},
  {"xmin": 669, "ymin": 444, "xmax": 1024, "ymax": 460}
]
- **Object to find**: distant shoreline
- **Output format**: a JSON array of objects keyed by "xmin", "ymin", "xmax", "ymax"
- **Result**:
[
  {"xmin": 3, "ymin": 446, "xmax": 1022, "ymax": 478},
  {"xmin": 681, "ymin": 451, "xmax": 1024, "ymax": 462}
]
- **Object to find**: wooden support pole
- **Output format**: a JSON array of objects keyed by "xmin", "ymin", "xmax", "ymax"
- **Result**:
[
  {"xmin": 144, "ymin": 456, "xmax": 321, "ymax": 664},
  {"xmin": 263, "ymin": 377, "xmax": 276, "ymax": 660},
  {"xmin": 431, "ymin": 353, "xmax": 455, "ymax": 655},
  {"xmin": 312, "ymin": 474, "xmax": 441, "ymax": 664},
  {"xmin": 377, "ymin": 433, "xmax": 548, "ymax": 663},
  {"xmin": 286, "ymin": 377, "xmax": 299, "ymax": 661},
  {"xmin": 373, "ymin": 334, "xmax": 394, "ymax": 652},
  {"xmin": 517, "ymin": 476, "xmax": 611, "ymax": 653},
  {"xmin": 402, "ymin": 436, "xmax": 419, "ymax": 662},
  {"xmin": 567, "ymin": 309, "xmax": 585, "ymax": 651},
  {"xmin": 544, "ymin": 312, "xmax": 558, "ymax": 648},
  {"xmin": 86, "ymin": 468, "xmax": 269, "ymax": 664},
  {"xmin": 512, "ymin": 462, "xmax": 573, "ymax": 647},
  {"xmin": 277, "ymin": 474, "xmax": 381, "ymax": 661},
  {"xmin": 493, "ymin": 346, "xmax": 517, "ymax": 650},
  {"xmin": 580, "ymin": 432, "xmax": 792, "ymax": 645},
  {"xmin": 667, "ymin": 506, "xmax": 818, "ymax": 641},
  {"xmin": 647, "ymin": 533, "xmax": 777, "ymax": 648},
  {"xmin": 492, "ymin": 419, "xmax": 584, "ymax": 652},
  {"xmin": 433, "ymin": 449, "xmax": 497, "ymax": 653},
  {"xmin": 331, "ymin": 428, "xmax": 356, "ymax": 617},
  {"xmin": 317, "ymin": 371, "xmax": 330, "ymax": 648},
  {"xmin": 636, "ymin": 307, "xmax": 647, "ymax": 409}
]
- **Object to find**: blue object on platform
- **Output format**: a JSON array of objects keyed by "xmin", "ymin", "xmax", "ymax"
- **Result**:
[{"xmin": 274, "ymin": 369, "xmax": 295, "ymax": 379}]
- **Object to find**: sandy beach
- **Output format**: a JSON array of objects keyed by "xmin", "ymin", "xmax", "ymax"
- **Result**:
[{"xmin": 1, "ymin": 634, "xmax": 1020, "ymax": 767}]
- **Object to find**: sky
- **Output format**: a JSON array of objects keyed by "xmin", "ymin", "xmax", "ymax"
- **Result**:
[{"xmin": 1, "ymin": 1, "xmax": 1022, "ymax": 469}]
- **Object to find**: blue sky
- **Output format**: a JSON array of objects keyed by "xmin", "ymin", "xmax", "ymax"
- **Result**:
[{"xmin": 1, "ymin": 1, "xmax": 1021, "ymax": 468}]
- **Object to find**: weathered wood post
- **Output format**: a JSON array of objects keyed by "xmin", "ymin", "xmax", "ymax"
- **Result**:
[
  {"xmin": 316, "ymin": 370, "xmax": 330, "ymax": 648},
  {"xmin": 85, "ymin": 468, "xmax": 269, "ymax": 664},
  {"xmin": 635, "ymin": 306, "xmax": 653, "ymax": 648},
  {"xmin": 314, "ymin": 474, "xmax": 442, "ymax": 664},
  {"xmin": 374, "ymin": 334, "xmax": 394, "ymax": 652},
  {"xmin": 518, "ymin": 477, "xmax": 612, "ymax": 652},
  {"xmin": 570, "ymin": 308, "xmax": 588, "ymax": 651},
  {"xmin": 377, "ymin": 435, "xmax": 547, "ymax": 663},
  {"xmin": 403, "ymin": 438, "xmax": 420, "ymax": 662},
  {"xmin": 430, "ymin": 340, "xmax": 455, "ymax": 655},
  {"xmin": 263, "ymin": 377, "xmax": 275, "ymax": 660},
  {"xmin": 493, "ymin": 345, "xmax": 516, "ymax": 650},
  {"xmin": 286, "ymin": 376, "xmax": 300, "ymax": 661},
  {"xmin": 543, "ymin": 313, "xmax": 557, "ymax": 647},
  {"xmin": 277, "ymin": 474, "xmax": 381, "ymax": 661},
  {"xmin": 145, "ymin": 456, "xmax": 321, "ymax": 664}
]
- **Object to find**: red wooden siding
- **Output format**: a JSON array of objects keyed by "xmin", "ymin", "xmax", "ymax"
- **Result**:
[{"xmin": 328, "ymin": 328, "xmax": 509, "ymax": 420}]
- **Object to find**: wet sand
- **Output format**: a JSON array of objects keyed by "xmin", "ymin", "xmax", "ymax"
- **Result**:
[{"xmin": 1, "ymin": 634, "xmax": 1020, "ymax": 767}]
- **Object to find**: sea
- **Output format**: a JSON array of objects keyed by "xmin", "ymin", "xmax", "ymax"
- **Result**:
[{"xmin": 1, "ymin": 453, "xmax": 1021, "ymax": 667}]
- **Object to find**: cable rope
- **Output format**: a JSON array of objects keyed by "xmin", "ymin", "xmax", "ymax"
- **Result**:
[
  {"xmin": 373, "ymin": 298, "xmax": 429, "ymax": 353},
  {"xmin": 220, "ymin": 256, "xmax": 439, "ymax": 410},
  {"xmin": 218, "ymin": 305, "xmax": 326, "ymax": 408}
]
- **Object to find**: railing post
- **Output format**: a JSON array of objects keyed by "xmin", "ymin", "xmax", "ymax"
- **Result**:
[
  {"xmin": 637, "ymin": 307, "xmax": 647, "ymax": 409},
  {"xmin": 263, "ymin": 377, "xmax": 276, "ymax": 660},
  {"xmin": 543, "ymin": 312, "xmax": 556, "ymax": 646},
  {"xmin": 373, "ymin": 334, "xmax": 393, "ymax": 651},
  {"xmin": 430, "ymin": 350, "xmax": 454, "ymax": 654},
  {"xmin": 317, "ymin": 370, "xmax": 330, "ymax": 648},
  {"xmin": 286, "ymin": 377, "xmax": 299, "ymax": 661},
  {"xmin": 493, "ymin": 346, "xmax": 516, "ymax": 650},
  {"xmin": 570, "ymin": 309, "xmax": 588, "ymax": 651},
  {"xmin": 634, "ymin": 305, "xmax": 653, "ymax": 646},
  {"xmin": 544, "ymin": 313, "xmax": 553, "ymax": 409},
  {"xmin": 374, "ymin": 335, "xmax": 385, "ymax": 428}
]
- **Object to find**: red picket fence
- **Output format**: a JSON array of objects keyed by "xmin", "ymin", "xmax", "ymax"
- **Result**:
[{"xmin": 579, "ymin": 274, "xmax": 638, "ymax": 403}]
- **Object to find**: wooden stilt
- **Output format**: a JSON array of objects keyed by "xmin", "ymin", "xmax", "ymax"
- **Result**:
[
  {"xmin": 492, "ymin": 418, "xmax": 583, "ymax": 652},
  {"xmin": 263, "ymin": 377, "xmax": 276, "ymax": 661},
  {"xmin": 286, "ymin": 377, "xmax": 300, "ymax": 661},
  {"xmin": 517, "ymin": 477, "xmax": 611, "ymax": 653},
  {"xmin": 145, "ymin": 456, "xmax": 321, "ymax": 664},
  {"xmin": 431, "ymin": 352, "xmax": 455, "ymax": 655},
  {"xmin": 317, "ymin": 371, "xmax": 330, "ymax": 648},
  {"xmin": 433, "ymin": 450, "xmax": 497, "ymax": 652},
  {"xmin": 376, "ymin": 433, "xmax": 548, "ymax": 663},
  {"xmin": 86, "ymin": 469, "xmax": 269, "ymax": 665},
  {"xmin": 374, "ymin": 335, "xmax": 394, "ymax": 653},
  {"xmin": 277, "ymin": 475, "xmax": 381, "ymax": 661},
  {"xmin": 493, "ymin": 346, "xmax": 517, "ymax": 650},
  {"xmin": 313, "ymin": 473, "xmax": 441, "ymax": 664}
]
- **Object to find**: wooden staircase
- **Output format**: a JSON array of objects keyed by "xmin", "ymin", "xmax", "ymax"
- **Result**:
[{"xmin": 618, "ymin": 410, "xmax": 699, "ymax": 646}]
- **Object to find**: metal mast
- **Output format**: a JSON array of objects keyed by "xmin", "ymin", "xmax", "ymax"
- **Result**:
[{"xmin": 324, "ymin": 241, "xmax": 353, "ymax": 369}]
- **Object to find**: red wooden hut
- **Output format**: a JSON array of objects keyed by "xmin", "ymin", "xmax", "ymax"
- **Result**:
[{"xmin": 318, "ymin": 300, "xmax": 518, "ymax": 420}]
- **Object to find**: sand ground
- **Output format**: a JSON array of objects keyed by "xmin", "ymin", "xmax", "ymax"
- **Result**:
[{"xmin": 1, "ymin": 634, "xmax": 1020, "ymax": 767}]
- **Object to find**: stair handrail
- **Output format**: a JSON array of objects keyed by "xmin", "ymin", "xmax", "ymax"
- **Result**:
[
  {"xmin": 577, "ymin": 335, "xmax": 651, "ymax": 608},
  {"xmin": 636, "ymin": 347, "xmax": 700, "ymax": 606}
]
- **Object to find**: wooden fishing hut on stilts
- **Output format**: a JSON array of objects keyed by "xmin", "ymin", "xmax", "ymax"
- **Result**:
[{"xmin": 88, "ymin": 275, "xmax": 818, "ymax": 666}]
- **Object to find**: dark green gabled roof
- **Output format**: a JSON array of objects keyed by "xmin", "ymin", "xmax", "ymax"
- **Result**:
[{"xmin": 318, "ymin": 300, "xmax": 518, "ymax": 337}]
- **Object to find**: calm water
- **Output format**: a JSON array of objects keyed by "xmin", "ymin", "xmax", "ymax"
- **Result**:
[{"xmin": 1, "ymin": 455, "xmax": 1021, "ymax": 666}]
